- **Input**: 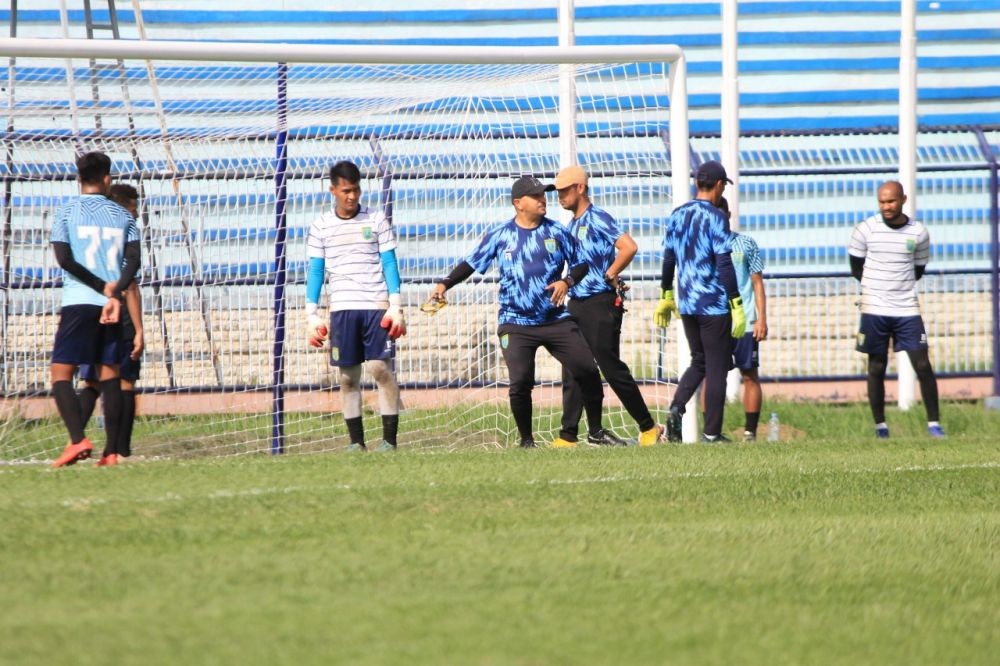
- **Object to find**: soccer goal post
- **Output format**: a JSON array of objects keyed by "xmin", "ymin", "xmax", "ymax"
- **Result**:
[{"xmin": 0, "ymin": 37, "xmax": 689, "ymax": 460}]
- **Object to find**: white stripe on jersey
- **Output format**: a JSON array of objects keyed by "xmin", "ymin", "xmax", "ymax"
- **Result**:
[
  {"xmin": 848, "ymin": 214, "xmax": 930, "ymax": 317},
  {"xmin": 307, "ymin": 205, "xmax": 396, "ymax": 311}
]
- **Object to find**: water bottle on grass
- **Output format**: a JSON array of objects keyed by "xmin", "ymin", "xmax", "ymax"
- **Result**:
[{"xmin": 767, "ymin": 412, "xmax": 780, "ymax": 442}]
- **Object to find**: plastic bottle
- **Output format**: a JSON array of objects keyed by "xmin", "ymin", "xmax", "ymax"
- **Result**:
[{"xmin": 767, "ymin": 412, "xmax": 780, "ymax": 442}]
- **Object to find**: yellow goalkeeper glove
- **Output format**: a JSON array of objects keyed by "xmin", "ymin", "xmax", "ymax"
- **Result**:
[
  {"xmin": 730, "ymin": 296, "xmax": 746, "ymax": 338},
  {"xmin": 654, "ymin": 289, "xmax": 678, "ymax": 328}
]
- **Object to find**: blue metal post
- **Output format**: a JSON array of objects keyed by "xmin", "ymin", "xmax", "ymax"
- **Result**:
[
  {"xmin": 973, "ymin": 127, "xmax": 1000, "ymax": 400},
  {"xmin": 272, "ymin": 62, "xmax": 289, "ymax": 454}
]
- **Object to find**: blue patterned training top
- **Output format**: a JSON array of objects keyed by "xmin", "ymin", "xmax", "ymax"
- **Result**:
[
  {"xmin": 466, "ymin": 217, "xmax": 579, "ymax": 326},
  {"xmin": 662, "ymin": 199, "xmax": 733, "ymax": 316},
  {"xmin": 565, "ymin": 203, "xmax": 623, "ymax": 300}
]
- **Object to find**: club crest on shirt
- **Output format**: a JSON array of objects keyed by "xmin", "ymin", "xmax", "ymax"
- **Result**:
[
  {"xmin": 577, "ymin": 225, "xmax": 588, "ymax": 240},
  {"xmin": 856, "ymin": 333, "xmax": 865, "ymax": 347},
  {"xmin": 330, "ymin": 346, "xmax": 340, "ymax": 361},
  {"xmin": 504, "ymin": 250, "xmax": 513, "ymax": 262},
  {"xmin": 544, "ymin": 238, "xmax": 557, "ymax": 253},
  {"xmin": 500, "ymin": 334, "xmax": 509, "ymax": 349},
  {"xmin": 906, "ymin": 238, "xmax": 916, "ymax": 252},
  {"xmin": 361, "ymin": 226, "xmax": 373, "ymax": 241}
]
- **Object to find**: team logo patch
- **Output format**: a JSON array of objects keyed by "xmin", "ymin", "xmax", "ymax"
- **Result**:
[
  {"xmin": 361, "ymin": 226, "xmax": 373, "ymax": 241},
  {"xmin": 504, "ymin": 250, "xmax": 513, "ymax": 262},
  {"xmin": 500, "ymin": 334, "xmax": 510, "ymax": 349},
  {"xmin": 856, "ymin": 333, "xmax": 865, "ymax": 347},
  {"xmin": 544, "ymin": 238, "xmax": 557, "ymax": 253},
  {"xmin": 331, "ymin": 346, "xmax": 340, "ymax": 361},
  {"xmin": 906, "ymin": 239, "xmax": 916, "ymax": 252},
  {"xmin": 577, "ymin": 225, "xmax": 588, "ymax": 240}
]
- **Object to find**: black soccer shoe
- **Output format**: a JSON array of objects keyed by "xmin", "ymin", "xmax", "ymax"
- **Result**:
[
  {"xmin": 666, "ymin": 406, "xmax": 683, "ymax": 443},
  {"xmin": 586, "ymin": 429, "xmax": 628, "ymax": 447},
  {"xmin": 700, "ymin": 433, "xmax": 732, "ymax": 443},
  {"xmin": 519, "ymin": 438, "xmax": 537, "ymax": 449}
]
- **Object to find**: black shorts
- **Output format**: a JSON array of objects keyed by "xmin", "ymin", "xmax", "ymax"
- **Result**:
[
  {"xmin": 79, "ymin": 341, "xmax": 141, "ymax": 382},
  {"xmin": 51, "ymin": 304, "xmax": 121, "ymax": 367}
]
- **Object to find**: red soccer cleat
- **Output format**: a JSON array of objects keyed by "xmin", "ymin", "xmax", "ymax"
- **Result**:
[
  {"xmin": 96, "ymin": 454, "xmax": 119, "ymax": 467},
  {"xmin": 51, "ymin": 439, "xmax": 94, "ymax": 468}
]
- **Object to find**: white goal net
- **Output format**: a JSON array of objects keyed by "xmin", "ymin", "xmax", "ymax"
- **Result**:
[{"xmin": 0, "ymin": 40, "xmax": 689, "ymax": 461}]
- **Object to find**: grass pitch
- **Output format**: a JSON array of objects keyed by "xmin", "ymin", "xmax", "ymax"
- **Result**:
[{"xmin": 1, "ymin": 402, "xmax": 998, "ymax": 665}]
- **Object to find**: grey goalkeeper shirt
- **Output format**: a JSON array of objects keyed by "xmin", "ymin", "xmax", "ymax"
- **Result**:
[{"xmin": 848, "ymin": 214, "xmax": 929, "ymax": 317}]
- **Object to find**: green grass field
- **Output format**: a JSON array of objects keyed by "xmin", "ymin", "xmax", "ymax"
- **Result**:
[{"xmin": 2, "ymin": 401, "xmax": 998, "ymax": 665}]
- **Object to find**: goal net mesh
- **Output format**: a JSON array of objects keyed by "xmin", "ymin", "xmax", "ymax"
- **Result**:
[{"xmin": 2, "ymin": 52, "xmax": 680, "ymax": 460}]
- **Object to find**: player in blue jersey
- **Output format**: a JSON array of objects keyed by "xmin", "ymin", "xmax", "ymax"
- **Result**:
[
  {"xmin": 305, "ymin": 160, "xmax": 406, "ymax": 452},
  {"xmin": 654, "ymin": 161, "xmax": 746, "ymax": 443},
  {"xmin": 554, "ymin": 165, "xmax": 663, "ymax": 447},
  {"xmin": 78, "ymin": 184, "xmax": 145, "ymax": 458},
  {"xmin": 50, "ymin": 152, "xmax": 141, "ymax": 467},
  {"xmin": 717, "ymin": 197, "xmax": 769, "ymax": 441},
  {"xmin": 429, "ymin": 175, "xmax": 609, "ymax": 449}
]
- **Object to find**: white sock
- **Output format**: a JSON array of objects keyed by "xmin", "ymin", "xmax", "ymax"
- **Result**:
[
  {"xmin": 875, "ymin": 422, "xmax": 888, "ymax": 430},
  {"xmin": 928, "ymin": 421, "xmax": 940, "ymax": 428}
]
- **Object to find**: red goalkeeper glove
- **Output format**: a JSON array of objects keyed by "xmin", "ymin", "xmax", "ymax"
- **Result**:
[
  {"xmin": 380, "ymin": 294, "xmax": 407, "ymax": 340},
  {"xmin": 305, "ymin": 304, "xmax": 328, "ymax": 348}
]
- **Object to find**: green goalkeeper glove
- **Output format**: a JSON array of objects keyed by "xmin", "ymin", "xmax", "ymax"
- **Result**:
[
  {"xmin": 654, "ymin": 289, "xmax": 678, "ymax": 328},
  {"xmin": 730, "ymin": 296, "xmax": 747, "ymax": 338}
]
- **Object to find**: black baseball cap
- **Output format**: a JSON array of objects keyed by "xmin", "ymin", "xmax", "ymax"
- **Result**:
[
  {"xmin": 695, "ymin": 160, "xmax": 733, "ymax": 185},
  {"xmin": 511, "ymin": 175, "xmax": 556, "ymax": 201}
]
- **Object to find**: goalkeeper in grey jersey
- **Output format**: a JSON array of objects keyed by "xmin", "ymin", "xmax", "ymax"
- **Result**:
[{"xmin": 849, "ymin": 180, "xmax": 943, "ymax": 439}]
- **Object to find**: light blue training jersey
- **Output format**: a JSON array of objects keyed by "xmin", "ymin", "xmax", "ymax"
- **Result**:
[
  {"xmin": 50, "ymin": 194, "xmax": 139, "ymax": 307},
  {"xmin": 731, "ymin": 232, "xmax": 765, "ymax": 326}
]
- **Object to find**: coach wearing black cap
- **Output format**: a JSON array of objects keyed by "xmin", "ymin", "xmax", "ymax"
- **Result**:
[
  {"xmin": 654, "ymin": 160, "xmax": 747, "ymax": 442},
  {"xmin": 430, "ymin": 176, "xmax": 614, "ymax": 448}
]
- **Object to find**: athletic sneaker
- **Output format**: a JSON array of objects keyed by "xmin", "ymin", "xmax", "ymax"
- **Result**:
[
  {"xmin": 587, "ymin": 429, "xmax": 627, "ymax": 447},
  {"xmin": 97, "ymin": 454, "xmax": 119, "ymax": 467},
  {"xmin": 346, "ymin": 442, "xmax": 367, "ymax": 452},
  {"xmin": 51, "ymin": 439, "xmax": 93, "ymax": 468},
  {"xmin": 743, "ymin": 431, "xmax": 757, "ymax": 442},
  {"xmin": 666, "ymin": 406, "xmax": 683, "ymax": 443},
  {"xmin": 927, "ymin": 424, "xmax": 946, "ymax": 438},
  {"xmin": 638, "ymin": 424, "xmax": 664, "ymax": 447},
  {"xmin": 519, "ymin": 438, "xmax": 537, "ymax": 449},
  {"xmin": 700, "ymin": 433, "xmax": 732, "ymax": 443},
  {"xmin": 875, "ymin": 424, "xmax": 890, "ymax": 439},
  {"xmin": 550, "ymin": 437, "xmax": 578, "ymax": 449},
  {"xmin": 373, "ymin": 440, "xmax": 396, "ymax": 452}
]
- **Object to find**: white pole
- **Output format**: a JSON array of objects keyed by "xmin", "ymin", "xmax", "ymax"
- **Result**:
[
  {"xmin": 557, "ymin": 0, "xmax": 577, "ymax": 224},
  {"xmin": 669, "ymin": 55, "xmax": 698, "ymax": 443},
  {"xmin": 721, "ymin": 0, "xmax": 739, "ymax": 231},
  {"xmin": 0, "ymin": 38, "xmax": 684, "ymax": 66},
  {"xmin": 557, "ymin": 0, "xmax": 576, "ymax": 168},
  {"xmin": 57, "ymin": 1, "xmax": 81, "ymax": 143},
  {"xmin": 898, "ymin": 0, "xmax": 917, "ymax": 410},
  {"xmin": 721, "ymin": 0, "xmax": 743, "ymax": 404}
]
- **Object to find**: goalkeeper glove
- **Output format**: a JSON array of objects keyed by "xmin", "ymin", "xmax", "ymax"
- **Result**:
[
  {"xmin": 653, "ymin": 289, "xmax": 678, "ymax": 328},
  {"xmin": 305, "ymin": 303, "xmax": 328, "ymax": 348},
  {"xmin": 729, "ymin": 296, "xmax": 747, "ymax": 338},
  {"xmin": 380, "ymin": 294, "xmax": 407, "ymax": 340}
]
